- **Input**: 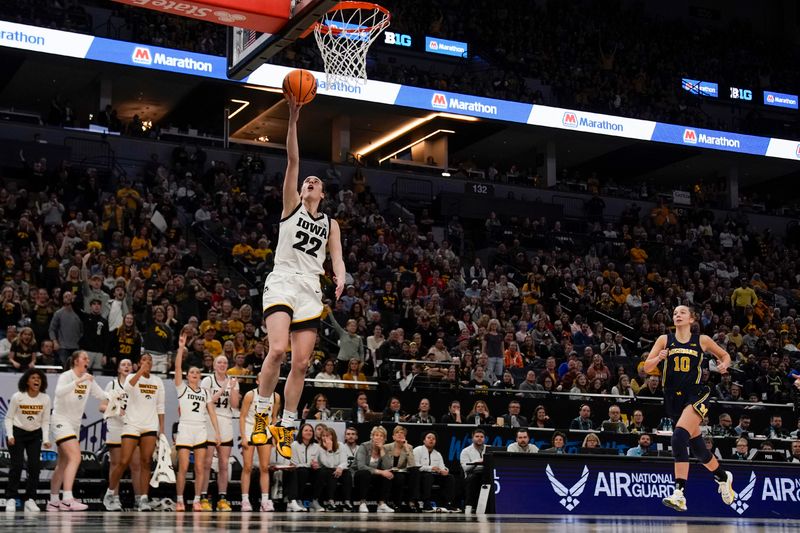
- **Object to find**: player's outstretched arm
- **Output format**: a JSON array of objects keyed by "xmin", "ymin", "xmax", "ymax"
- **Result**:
[
  {"xmin": 282, "ymin": 96, "xmax": 302, "ymax": 218},
  {"xmin": 328, "ymin": 219, "xmax": 346, "ymax": 299},
  {"xmin": 699, "ymin": 334, "xmax": 731, "ymax": 373}
]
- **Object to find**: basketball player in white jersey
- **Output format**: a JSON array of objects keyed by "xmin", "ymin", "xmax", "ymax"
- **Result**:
[
  {"xmin": 105, "ymin": 353, "xmax": 165, "ymax": 511},
  {"xmin": 100, "ymin": 359, "xmax": 142, "ymax": 510},
  {"xmin": 173, "ymin": 330, "xmax": 221, "ymax": 512},
  {"xmin": 239, "ymin": 376, "xmax": 279, "ymax": 511},
  {"xmin": 49, "ymin": 351, "xmax": 108, "ymax": 511},
  {"xmin": 200, "ymin": 355, "xmax": 240, "ymax": 511},
  {"xmin": 252, "ymin": 95, "xmax": 346, "ymax": 458}
]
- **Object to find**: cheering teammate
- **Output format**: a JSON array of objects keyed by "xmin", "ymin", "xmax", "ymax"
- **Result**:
[
  {"xmin": 643, "ymin": 305, "xmax": 736, "ymax": 512},
  {"xmin": 49, "ymin": 351, "xmax": 107, "ymax": 511},
  {"xmin": 4, "ymin": 369, "xmax": 51, "ymax": 513},
  {"xmin": 252, "ymin": 95, "xmax": 346, "ymax": 458},
  {"xmin": 100, "ymin": 359, "xmax": 142, "ymax": 510},
  {"xmin": 104, "ymin": 353, "xmax": 165, "ymax": 512},
  {"xmin": 200, "ymin": 356, "xmax": 240, "ymax": 511},
  {"xmin": 174, "ymin": 330, "xmax": 221, "ymax": 511}
]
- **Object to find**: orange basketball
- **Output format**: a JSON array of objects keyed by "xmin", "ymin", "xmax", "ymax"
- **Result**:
[{"xmin": 282, "ymin": 69, "xmax": 317, "ymax": 105}]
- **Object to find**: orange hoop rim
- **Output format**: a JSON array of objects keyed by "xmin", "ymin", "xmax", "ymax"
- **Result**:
[{"xmin": 314, "ymin": 1, "xmax": 390, "ymax": 35}]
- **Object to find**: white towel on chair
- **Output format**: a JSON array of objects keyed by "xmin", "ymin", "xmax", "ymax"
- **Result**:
[
  {"xmin": 103, "ymin": 388, "xmax": 125, "ymax": 420},
  {"xmin": 150, "ymin": 433, "xmax": 176, "ymax": 488}
]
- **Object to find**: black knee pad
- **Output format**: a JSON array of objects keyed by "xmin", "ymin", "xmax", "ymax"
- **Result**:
[
  {"xmin": 689, "ymin": 435, "xmax": 713, "ymax": 464},
  {"xmin": 671, "ymin": 427, "xmax": 690, "ymax": 462}
]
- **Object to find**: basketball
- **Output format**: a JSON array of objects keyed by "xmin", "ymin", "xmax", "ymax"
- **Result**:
[{"xmin": 282, "ymin": 69, "xmax": 317, "ymax": 105}]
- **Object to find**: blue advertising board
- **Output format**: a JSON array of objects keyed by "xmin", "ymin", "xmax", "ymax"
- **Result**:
[
  {"xmin": 681, "ymin": 78, "xmax": 719, "ymax": 98},
  {"xmin": 650, "ymin": 123, "xmax": 771, "ymax": 155},
  {"xmin": 425, "ymin": 36, "xmax": 468, "ymax": 57},
  {"xmin": 764, "ymin": 90, "xmax": 799, "ymax": 110},
  {"xmin": 492, "ymin": 453, "xmax": 800, "ymax": 518}
]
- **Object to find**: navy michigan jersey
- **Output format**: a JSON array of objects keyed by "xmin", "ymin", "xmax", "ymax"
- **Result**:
[
  {"xmin": 662, "ymin": 332, "xmax": 704, "ymax": 392},
  {"xmin": 274, "ymin": 203, "xmax": 329, "ymax": 276}
]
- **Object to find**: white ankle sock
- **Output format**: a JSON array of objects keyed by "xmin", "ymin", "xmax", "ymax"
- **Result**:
[
  {"xmin": 241, "ymin": 494, "xmax": 249, "ymax": 503},
  {"xmin": 63, "ymin": 491, "xmax": 73, "ymax": 501},
  {"xmin": 176, "ymin": 496, "xmax": 184, "ymax": 503},
  {"xmin": 282, "ymin": 410, "xmax": 297, "ymax": 428},
  {"xmin": 50, "ymin": 494, "xmax": 60, "ymax": 504}
]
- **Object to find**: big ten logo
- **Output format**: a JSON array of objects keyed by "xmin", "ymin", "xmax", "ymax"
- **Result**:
[
  {"xmin": 730, "ymin": 87, "xmax": 753, "ymax": 101},
  {"xmin": 384, "ymin": 31, "xmax": 412, "ymax": 47}
]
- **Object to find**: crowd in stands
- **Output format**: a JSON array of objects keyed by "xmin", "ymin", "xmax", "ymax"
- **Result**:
[{"xmin": 8, "ymin": 0, "xmax": 800, "ymax": 141}]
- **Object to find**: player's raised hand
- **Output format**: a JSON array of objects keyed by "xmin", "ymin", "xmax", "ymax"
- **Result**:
[{"xmin": 286, "ymin": 94, "xmax": 301, "ymax": 122}]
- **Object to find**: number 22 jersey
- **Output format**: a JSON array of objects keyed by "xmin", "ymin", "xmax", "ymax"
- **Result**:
[{"xmin": 273, "ymin": 203, "xmax": 330, "ymax": 276}]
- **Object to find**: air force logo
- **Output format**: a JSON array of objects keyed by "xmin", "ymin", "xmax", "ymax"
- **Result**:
[
  {"xmin": 729, "ymin": 471, "xmax": 757, "ymax": 515},
  {"xmin": 546, "ymin": 464, "xmax": 590, "ymax": 511}
]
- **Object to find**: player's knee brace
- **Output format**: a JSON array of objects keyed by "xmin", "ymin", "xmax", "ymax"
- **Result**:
[
  {"xmin": 689, "ymin": 435, "xmax": 712, "ymax": 464},
  {"xmin": 671, "ymin": 426, "xmax": 690, "ymax": 462}
]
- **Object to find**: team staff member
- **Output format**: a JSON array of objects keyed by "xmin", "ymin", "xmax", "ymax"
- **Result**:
[
  {"xmin": 200, "ymin": 356, "xmax": 240, "ymax": 511},
  {"xmin": 49, "ymin": 351, "xmax": 107, "ymax": 511},
  {"xmin": 413, "ymin": 431, "xmax": 457, "ymax": 513},
  {"xmin": 173, "ymin": 331, "xmax": 221, "ymax": 512},
  {"xmin": 645, "ymin": 305, "xmax": 736, "ymax": 512},
  {"xmin": 4, "ymin": 368, "xmax": 51, "ymax": 513},
  {"xmin": 104, "ymin": 353, "xmax": 165, "ymax": 512},
  {"xmin": 100, "ymin": 359, "xmax": 142, "ymax": 510}
]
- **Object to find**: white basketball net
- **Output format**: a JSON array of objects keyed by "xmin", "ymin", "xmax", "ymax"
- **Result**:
[{"xmin": 313, "ymin": 2, "xmax": 390, "ymax": 86}]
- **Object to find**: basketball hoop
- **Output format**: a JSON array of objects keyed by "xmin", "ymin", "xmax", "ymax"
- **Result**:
[{"xmin": 311, "ymin": 1, "xmax": 390, "ymax": 85}]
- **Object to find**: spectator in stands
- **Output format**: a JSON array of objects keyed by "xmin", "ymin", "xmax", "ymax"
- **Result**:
[
  {"xmin": 636, "ymin": 375, "xmax": 662, "ymax": 397},
  {"xmin": 410, "ymin": 398, "xmax": 435, "ymax": 423},
  {"xmin": 468, "ymin": 365, "xmax": 492, "ymax": 394},
  {"xmin": 734, "ymin": 414, "xmax": 753, "ymax": 438},
  {"xmin": 286, "ymin": 423, "xmax": 321, "ymax": 512},
  {"xmin": 440, "ymin": 400, "xmax": 463, "ymax": 424},
  {"xmin": 764, "ymin": 415, "xmax": 790, "ymax": 439},
  {"xmin": 413, "ymin": 431, "xmax": 456, "ymax": 512},
  {"xmin": 48, "ymin": 291, "xmax": 82, "ymax": 367},
  {"xmin": 38, "ymin": 340, "xmax": 57, "ymax": 369},
  {"xmin": 586, "ymin": 354, "xmax": 611, "ymax": 383},
  {"xmin": 81, "ymin": 298, "xmax": 108, "ymax": 371},
  {"xmin": 611, "ymin": 374, "xmax": 634, "ymax": 400},
  {"xmin": 107, "ymin": 313, "xmax": 142, "ymax": 369},
  {"xmin": 731, "ymin": 438, "xmax": 752, "ymax": 461},
  {"xmin": 531, "ymin": 405, "xmax": 552, "ymax": 429},
  {"xmin": 569, "ymin": 373, "xmax": 590, "ymax": 400},
  {"xmin": 460, "ymin": 427, "xmax": 486, "ymax": 514},
  {"xmin": 790, "ymin": 441, "xmax": 800, "ymax": 463},
  {"xmin": 518, "ymin": 370, "xmax": 544, "ymax": 398},
  {"xmin": 0, "ymin": 325, "xmax": 18, "ymax": 362},
  {"xmin": 306, "ymin": 394, "xmax": 332, "ymax": 421},
  {"xmin": 314, "ymin": 359, "xmax": 341, "ymax": 388},
  {"xmin": 601, "ymin": 404, "xmax": 628, "ymax": 433},
  {"xmin": 711, "ymin": 413, "xmax": 736, "ymax": 437},
  {"xmin": 507, "ymin": 428, "xmax": 538, "ymax": 454},
  {"xmin": 342, "ymin": 358, "xmax": 368, "ymax": 390},
  {"xmin": 493, "ymin": 370, "xmax": 517, "ymax": 393},
  {"xmin": 581, "ymin": 433, "xmax": 602, "ymax": 450},
  {"xmin": 627, "ymin": 409, "xmax": 650, "ymax": 433},
  {"xmin": 541, "ymin": 431, "xmax": 567, "ymax": 454},
  {"xmin": 482, "ymin": 319, "xmax": 504, "ymax": 381},
  {"xmin": 351, "ymin": 392, "xmax": 376, "ymax": 424},
  {"xmin": 381, "ymin": 397, "xmax": 409, "ymax": 423},
  {"xmin": 500, "ymin": 400, "xmax": 528, "ymax": 428},
  {"xmin": 8, "ymin": 327, "xmax": 37, "ymax": 371},
  {"xmin": 570, "ymin": 404, "xmax": 594, "ymax": 431},
  {"xmin": 326, "ymin": 306, "xmax": 365, "ymax": 375},
  {"xmin": 626, "ymin": 433, "xmax": 652, "ymax": 457},
  {"xmin": 466, "ymin": 400, "xmax": 491, "ymax": 426},
  {"xmin": 354, "ymin": 426, "xmax": 395, "ymax": 513}
]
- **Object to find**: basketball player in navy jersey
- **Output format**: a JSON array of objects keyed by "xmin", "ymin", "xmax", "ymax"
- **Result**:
[
  {"xmin": 251, "ymin": 95, "xmax": 346, "ymax": 459},
  {"xmin": 643, "ymin": 305, "xmax": 735, "ymax": 511}
]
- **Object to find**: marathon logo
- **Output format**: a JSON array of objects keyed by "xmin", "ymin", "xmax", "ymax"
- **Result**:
[
  {"xmin": 430, "ymin": 92, "xmax": 497, "ymax": 115},
  {"xmin": 683, "ymin": 128, "xmax": 741, "ymax": 149},
  {"xmin": 131, "ymin": 46, "xmax": 213, "ymax": 72},
  {"xmin": 562, "ymin": 112, "xmax": 623, "ymax": 132},
  {"xmin": 0, "ymin": 29, "xmax": 45, "ymax": 46},
  {"xmin": 318, "ymin": 79, "xmax": 362, "ymax": 95},
  {"xmin": 764, "ymin": 90, "xmax": 799, "ymax": 110}
]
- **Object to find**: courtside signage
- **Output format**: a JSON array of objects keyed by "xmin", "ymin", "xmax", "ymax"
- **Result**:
[
  {"xmin": 493, "ymin": 455, "xmax": 800, "ymax": 518},
  {"xmin": 1, "ymin": 20, "xmax": 800, "ymax": 161}
]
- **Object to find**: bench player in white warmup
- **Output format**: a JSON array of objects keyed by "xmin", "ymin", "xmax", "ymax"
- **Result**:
[{"xmin": 251, "ymin": 95, "xmax": 346, "ymax": 458}]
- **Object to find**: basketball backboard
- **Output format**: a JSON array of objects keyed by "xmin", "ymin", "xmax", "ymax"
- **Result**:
[{"xmin": 227, "ymin": 0, "xmax": 338, "ymax": 80}]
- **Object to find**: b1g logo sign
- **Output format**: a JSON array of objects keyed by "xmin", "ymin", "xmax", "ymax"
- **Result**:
[{"xmin": 384, "ymin": 31, "xmax": 412, "ymax": 47}]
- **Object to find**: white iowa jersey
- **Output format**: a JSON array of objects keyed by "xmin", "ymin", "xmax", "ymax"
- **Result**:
[
  {"xmin": 177, "ymin": 383, "xmax": 209, "ymax": 424},
  {"xmin": 201, "ymin": 375, "xmax": 236, "ymax": 419},
  {"xmin": 274, "ymin": 203, "xmax": 330, "ymax": 276}
]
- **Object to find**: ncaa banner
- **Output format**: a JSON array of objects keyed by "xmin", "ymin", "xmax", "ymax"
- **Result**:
[{"xmin": 493, "ymin": 453, "xmax": 800, "ymax": 518}]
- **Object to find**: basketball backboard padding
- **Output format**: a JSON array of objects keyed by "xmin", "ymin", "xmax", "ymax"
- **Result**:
[{"xmin": 227, "ymin": 0, "xmax": 339, "ymax": 80}]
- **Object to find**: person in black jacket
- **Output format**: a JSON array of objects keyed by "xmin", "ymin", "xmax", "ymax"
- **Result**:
[
  {"xmin": 142, "ymin": 306, "xmax": 173, "ymax": 355},
  {"xmin": 107, "ymin": 313, "xmax": 142, "ymax": 369},
  {"xmin": 80, "ymin": 298, "xmax": 108, "ymax": 371}
]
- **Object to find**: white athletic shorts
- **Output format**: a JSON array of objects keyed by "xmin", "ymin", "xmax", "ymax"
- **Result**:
[
  {"xmin": 51, "ymin": 415, "xmax": 80, "ymax": 445},
  {"xmin": 176, "ymin": 421, "xmax": 208, "ymax": 450},
  {"xmin": 106, "ymin": 417, "xmax": 124, "ymax": 447},
  {"xmin": 207, "ymin": 416, "xmax": 234, "ymax": 447},
  {"xmin": 122, "ymin": 421, "xmax": 158, "ymax": 440},
  {"xmin": 262, "ymin": 270, "xmax": 323, "ymax": 330}
]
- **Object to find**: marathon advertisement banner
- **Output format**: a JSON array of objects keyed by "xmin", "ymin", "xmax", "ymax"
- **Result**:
[
  {"xmin": 493, "ymin": 453, "xmax": 800, "ymax": 518},
  {"xmin": 1, "ymin": 19, "xmax": 800, "ymax": 160}
]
